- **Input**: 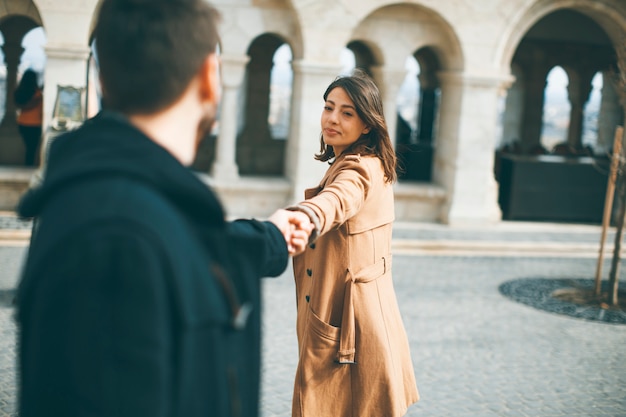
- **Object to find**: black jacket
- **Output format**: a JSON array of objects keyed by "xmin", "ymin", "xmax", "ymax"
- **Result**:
[{"xmin": 17, "ymin": 111, "xmax": 289, "ymax": 417}]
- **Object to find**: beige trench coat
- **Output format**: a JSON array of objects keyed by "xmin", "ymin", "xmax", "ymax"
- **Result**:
[{"xmin": 291, "ymin": 153, "xmax": 419, "ymax": 417}]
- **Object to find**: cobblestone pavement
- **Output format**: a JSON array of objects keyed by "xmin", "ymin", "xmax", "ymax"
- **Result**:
[
  {"xmin": 2, "ymin": 222, "xmax": 626, "ymax": 417},
  {"xmin": 0, "ymin": 246, "xmax": 23, "ymax": 417},
  {"xmin": 261, "ymin": 255, "xmax": 626, "ymax": 417}
]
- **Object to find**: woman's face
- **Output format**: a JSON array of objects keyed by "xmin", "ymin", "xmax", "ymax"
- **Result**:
[{"xmin": 321, "ymin": 87, "xmax": 370, "ymax": 156}]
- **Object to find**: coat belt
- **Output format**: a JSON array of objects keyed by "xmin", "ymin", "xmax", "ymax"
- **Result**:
[{"xmin": 336, "ymin": 256, "xmax": 391, "ymax": 364}]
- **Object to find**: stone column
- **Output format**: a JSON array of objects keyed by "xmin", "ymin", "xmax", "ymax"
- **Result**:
[
  {"xmin": 566, "ymin": 72, "xmax": 593, "ymax": 149},
  {"xmin": 0, "ymin": 41, "xmax": 24, "ymax": 128},
  {"xmin": 211, "ymin": 54, "xmax": 249, "ymax": 182},
  {"xmin": 597, "ymin": 71, "xmax": 623, "ymax": 155},
  {"xmin": 500, "ymin": 65, "xmax": 524, "ymax": 147},
  {"xmin": 435, "ymin": 71, "xmax": 514, "ymax": 225},
  {"xmin": 370, "ymin": 66, "xmax": 406, "ymax": 147},
  {"xmin": 519, "ymin": 66, "xmax": 548, "ymax": 152},
  {"xmin": 285, "ymin": 60, "xmax": 342, "ymax": 202}
]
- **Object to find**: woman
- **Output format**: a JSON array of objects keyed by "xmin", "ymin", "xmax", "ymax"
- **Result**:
[
  {"xmin": 14, "ymin": 69, "xmax": 43, "ymax": 166},
  {"xmin": 289, "ymin": 70, "xmax": 419, "ymax": 417}
]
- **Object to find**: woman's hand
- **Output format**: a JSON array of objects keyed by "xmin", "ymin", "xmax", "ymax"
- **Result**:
[{"xmin": 268, "ymin": 209, "xmax": 315, "ymax": 255}]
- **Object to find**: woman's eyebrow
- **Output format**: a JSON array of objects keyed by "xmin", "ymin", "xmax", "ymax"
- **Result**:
[{"xmin": 326, "ymin": 99, "xmax": 355, "ymax": 110}]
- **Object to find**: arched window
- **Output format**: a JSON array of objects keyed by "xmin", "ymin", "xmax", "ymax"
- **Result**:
[
  {"xmin": 19, "ymin": 27, "xmax": 45, "ymax": 76},
  {"xmin": 0, "ymin": 27, "xmax": 46, "ymax": 123},
  {"xmin": 396, "ymin": 55, "xmax": 420, "ymax": 145},
  {"xmin": 237, "ymin": 34, "xmax": 290, "ymax": 176},
  {"xmin": 582, "ymin": 71, "xmax": 602, "ymax": 151},
  {"xmin": 396, "ymin": 47, "xmax": 440, "ymax": 182},
  {"xmin": 268, "ymin": 43, "xmax": 292, "ymax": 140},
  {"xmin": 541, "ymin": 66, "xmax": 570, "ymax": 152},
  {"xmin": 340, "ymin": 47, "xmax": 355, "ymax": 75},
  {"xmin": 346, "ymin": 41, "xmax": 375, "ymax": 76}
]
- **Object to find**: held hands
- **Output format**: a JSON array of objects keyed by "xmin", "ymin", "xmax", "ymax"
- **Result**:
[{"xmin": 268, "ymin": 209, "xmax": 315, "ymax": 256}]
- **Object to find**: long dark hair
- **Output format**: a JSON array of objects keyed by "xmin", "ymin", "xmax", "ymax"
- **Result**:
[
  {"xmin": 315, "ymin": 69, "xmax": 397, "ymax": 183},
  {"xmin": 14, "ymin": 69, "xmax": 39, "ymax": 107}
]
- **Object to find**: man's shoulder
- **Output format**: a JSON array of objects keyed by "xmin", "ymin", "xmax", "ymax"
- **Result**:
[{"xmin": 42, "ymin": 176, "xmax": 196, "ymax": 248}]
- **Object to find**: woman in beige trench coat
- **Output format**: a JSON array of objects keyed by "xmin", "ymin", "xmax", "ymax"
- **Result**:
[{"xmin": 288, "ymin": 70, "xmax": 419, "ymax": 417}]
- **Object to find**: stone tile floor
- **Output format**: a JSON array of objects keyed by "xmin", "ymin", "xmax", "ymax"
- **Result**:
[{"xmin": 1, "ymin": 218, "xmax": 625, "ymax": 416}]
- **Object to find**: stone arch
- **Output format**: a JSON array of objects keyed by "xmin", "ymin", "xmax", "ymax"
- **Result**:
[
  {"xmin": 496, "ymin": 1, "xmax": 624, "ymax": 223},
  {"xmin": 346, "ymin": 40, "xmax": 381, "ymax": 76},
  {"xmin": 218, "ymin": 1, "xmax": 303, "ymax": 59},
  {"xmin": 506, "ymin": 8, "xmax": 616, "ymax": 155},
  {"xmin": 0, "ymin": 0, "xmax": 42, "ymax": 26},
  {"xmin": 198, "ymin": 1, "xmax": 303, "ymax": 179},
  {"xmin": 236, "ymin": 33, "xmax": 293, "ymax": 176},
  {"xmin": 351, "ymin": 2, "xmax": 464, "ymax": 72},
  {"xmin": 497, "ymin": 0, "xmax": 626, "ymax": 72},
  {"xmin": 349, "ymin": 3, "xmax": 463, "ymax": 184}
]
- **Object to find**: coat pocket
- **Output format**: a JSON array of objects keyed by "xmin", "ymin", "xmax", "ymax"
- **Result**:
[
  {"xmin": 297, "ymin": 307, "xmax": 352, "ymax": 416},
  {"xmin": 300, "ymin": 306, "xmax": 341, "ymax": 386},
  {"xmin": 307, "ymin": 306, "xmax": 340, "ymax": 346}
]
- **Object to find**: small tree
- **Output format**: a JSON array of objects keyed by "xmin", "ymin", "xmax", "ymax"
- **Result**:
[{"xmin": 607, "ymin": 41, "xmax": 626, "ymax": 306}]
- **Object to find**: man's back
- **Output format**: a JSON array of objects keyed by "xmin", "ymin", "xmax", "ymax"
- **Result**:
[{"xmin": 17, "ymin": 112, "xmax": 289, "ymax": 417}]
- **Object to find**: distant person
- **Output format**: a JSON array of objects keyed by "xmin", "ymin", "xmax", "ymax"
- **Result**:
[
  {"xmin": 16, "ymin": 1, "xmax": 312, "ymax": 417},
  {"xmin": 288, "ymin": 70, "xmax": 419, "ymax": 416},
  {"xmin": 14, "ymin": 69, "xmax": 43, "ymax": 166}
]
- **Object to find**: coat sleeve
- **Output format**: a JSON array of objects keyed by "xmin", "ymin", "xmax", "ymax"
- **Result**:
[
  {"xmin": 18, "ymin": 224, "xmax": 175, "ymax": 417},
  {"xmin": 226, "ymin": 219, "xmax": 290, "ymax": 277},
  {"xmin": 298, "ymin": 156, "xmax": 372, "ymax": 236}
]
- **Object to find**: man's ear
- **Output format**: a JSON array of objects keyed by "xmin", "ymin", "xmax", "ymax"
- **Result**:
[{"xmin": 199, "ymin": 53, "xmax": 221, "ymax": 106}]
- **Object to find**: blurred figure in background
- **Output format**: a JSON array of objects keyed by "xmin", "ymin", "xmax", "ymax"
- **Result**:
[{"xmin": 14, "ymin": 69, "xmax": 43, "ymax": 166}]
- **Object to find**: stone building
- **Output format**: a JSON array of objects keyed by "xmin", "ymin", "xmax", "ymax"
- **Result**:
[{"xmin": 0, "ymin": 0, "xmax": 624, "ymax": 224}]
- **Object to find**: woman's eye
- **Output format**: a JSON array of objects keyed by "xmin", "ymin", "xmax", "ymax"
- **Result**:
[
  {"xmin": 344, "ymin": 112, "xmax": 352, "ymax": 117},
  {"xmin": 324, "ymin": 106, "xmax": 333, "ymax": 111}
]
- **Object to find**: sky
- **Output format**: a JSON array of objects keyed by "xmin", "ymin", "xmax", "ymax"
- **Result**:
[{"xmin": 0, "ymin": 27, "xmax": 46, "ymax": 76}]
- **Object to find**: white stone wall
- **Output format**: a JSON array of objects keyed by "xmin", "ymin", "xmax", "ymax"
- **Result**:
[{"xmin": 1, "ymin": 0, "xmax": 623, "ymax": 222}]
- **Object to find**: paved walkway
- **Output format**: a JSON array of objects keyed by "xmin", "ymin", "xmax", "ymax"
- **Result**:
[{"xmin": 1, "ymin": 214, "xmax": 625, "ymax": 416}]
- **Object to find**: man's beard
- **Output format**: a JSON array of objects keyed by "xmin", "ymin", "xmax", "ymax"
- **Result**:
[{"xmin": 194, "ymin": 106, "xmax": 217, "ymax": 155}]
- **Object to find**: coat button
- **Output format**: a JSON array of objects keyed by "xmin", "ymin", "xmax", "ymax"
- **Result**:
[
  {"xmin": 305, "ymin": 295, "xmax": 310, "ymax": 302},
  {"xmin": 306, "ymin": 269, "xmax": 312, "ymax": 277}
]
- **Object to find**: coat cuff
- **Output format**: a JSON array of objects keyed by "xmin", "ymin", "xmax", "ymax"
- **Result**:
[{"xmin": 286, "ymin": 204, "xmax": 321, "ymax": 245}]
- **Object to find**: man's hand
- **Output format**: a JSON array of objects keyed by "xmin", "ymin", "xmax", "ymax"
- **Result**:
[{"xmin": 268, "ymin": 209, "xmax": 315, "ymax": 255}]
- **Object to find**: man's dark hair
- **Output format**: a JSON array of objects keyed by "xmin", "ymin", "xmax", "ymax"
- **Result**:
[{"xmin": 94, "ymin": 0, "xmax": 220, "ymax": 115}]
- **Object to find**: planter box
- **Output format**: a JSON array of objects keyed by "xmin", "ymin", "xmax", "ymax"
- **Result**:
[{"xmin": 498, "ymin": 154, "xmax": 610, "ymax": 223}]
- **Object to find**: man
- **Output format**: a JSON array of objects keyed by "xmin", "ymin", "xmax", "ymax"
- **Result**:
[{"xmin": 16, "ymin": 1, "xmax": 311, "ymax": 416}]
